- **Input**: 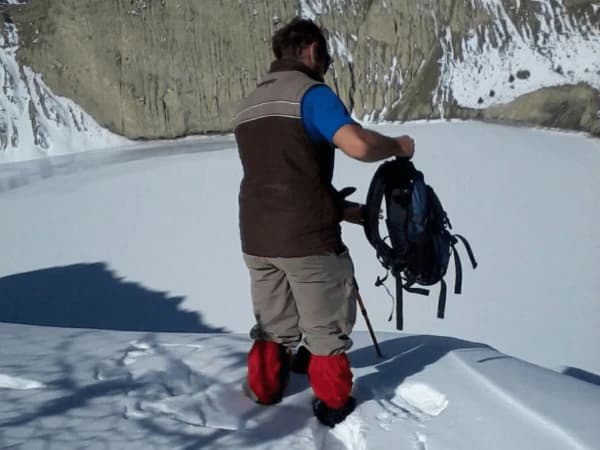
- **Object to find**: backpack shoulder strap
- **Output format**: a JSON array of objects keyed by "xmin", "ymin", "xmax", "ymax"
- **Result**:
[
  {"xmin": 454, "ymin": 234, "xmax": 478, "ymax": 269},
  {"xmin": 395, "ymin": 276, "xmax": 404, "ymax": 330},
  {"xmin": 363, "ymin": 161, "xmax": 394, "ymax": 268}
]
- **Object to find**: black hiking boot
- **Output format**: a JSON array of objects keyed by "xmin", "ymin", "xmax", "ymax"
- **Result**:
[
  {"xmin": 242, "ymin": 380, "xmax": 284, "ymax": 405},
  {"xmin": 241, "ymin": 380, "xmax": 260, "ymax": 403},
  {"xmin": 291, "ymin": 345, "xmax": 311, "ymax": 374},
  {"xmin": 312, "ymin": 396, "xmax": 356, "ymax": 428}
]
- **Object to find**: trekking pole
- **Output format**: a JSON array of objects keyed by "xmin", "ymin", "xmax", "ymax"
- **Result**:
[{"xmin": 354, "ymin": 279, "xmax": 383, "ymax": 358}]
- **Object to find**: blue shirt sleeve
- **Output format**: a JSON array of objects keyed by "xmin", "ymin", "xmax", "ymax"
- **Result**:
[{"xmin": 301, "ymin": 85, "xmax": 356, "ymax": 146}]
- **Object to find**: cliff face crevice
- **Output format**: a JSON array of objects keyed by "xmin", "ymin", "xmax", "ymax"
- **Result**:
[{"xmin": 2, "ymin": 0, "xmax": 599, "ymax": 142}]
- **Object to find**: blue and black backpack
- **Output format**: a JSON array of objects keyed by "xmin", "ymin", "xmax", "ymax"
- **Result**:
[{"xmin": 362, "ymin": 158, "xmax": 477, "ymax": 330}]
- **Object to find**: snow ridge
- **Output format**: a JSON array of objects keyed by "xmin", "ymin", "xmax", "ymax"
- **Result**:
[{"xmin": 449, "ymin": 349, "xmax": 595, "ymax": 450}]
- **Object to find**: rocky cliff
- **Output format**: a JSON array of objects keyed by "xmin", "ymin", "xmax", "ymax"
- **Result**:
[{"xmin": 1, "ymin": 0, "xmax": 599, "ymax": 149}]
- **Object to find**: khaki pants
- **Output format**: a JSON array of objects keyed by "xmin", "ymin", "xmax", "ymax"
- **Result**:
[{"xmin": 243, "ymin": 250, "xmax": 357, "ymax": 356}]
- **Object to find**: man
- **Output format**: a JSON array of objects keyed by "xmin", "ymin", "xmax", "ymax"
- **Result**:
[{"xmin": 232, "ymin": 18, "xmax": 415, "ymax": 427}]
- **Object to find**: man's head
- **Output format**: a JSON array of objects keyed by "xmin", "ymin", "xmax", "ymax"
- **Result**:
[{"xmin": 272, "ymin": 18, "xmax": 332, "ymax": 78}]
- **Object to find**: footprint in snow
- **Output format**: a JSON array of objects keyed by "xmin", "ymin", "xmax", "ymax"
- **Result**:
[
  {"xmin": 416, "ymin": 431, "xmax": 428, "ymax": 450},
  {"xmin": 94, "ymin": 340, "xmax": 154, "ymax": 381},
  {"xmin": 397, "ymin": 382, "xmax": 448, "ymax": 417},
  {"xmin": 312, "ymin": 412, "xmax": 367, "ymax": 450},
  {"xmin": 329, "ymin": 414, "xmax": 368, "ymax": 450},
  {"xmin": 122, "ymin": 340, "xmax": 154, "ymax": 365},
  {"xmin": 375, "ymin": 382, "xmax": 448, "ymax": 431},
  {"xmin": 0, "ymin": 373, "xmax": 45, "ymax": 390}
]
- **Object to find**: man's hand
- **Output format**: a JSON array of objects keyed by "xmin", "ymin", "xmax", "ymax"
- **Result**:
[
  {"xmin": 342, "ymin": 204, "xmax": 384, "ymax": 224},
  {"xmin": 395, "ymin": 135, "xmax": 415, "ymax": 159},
  {"xmin": 342, "ymin": 204, "xmax": 364, "ymax": 225},
  {"xmin": 333, "ymin": 125, "xmax": 416, "ymax": 162}
]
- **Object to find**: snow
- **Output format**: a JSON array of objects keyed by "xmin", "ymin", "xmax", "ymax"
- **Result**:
[
  {"xmin": 3, "ymin": 2, "xmax": 598, "ymax": 160},
  {"xmin": 299, "ymin": 0, "xmax": 352, "ymax": 19},
  {"xmin": 438, "ymin": 0, "xmax": 600, "ymax": 109},
  {"xmin": 299, "ymin": 0, "xmax": 324, "ymax": 20},
  {"xmin": 3, "ymin": 121, "xmax": 598, "ymax": 373},
  {"xmin": 395, "ymin": 383, "xmax": 448, "ymax": 417},
  {"xmin": 330, "ymin": 31, "xmax": 354, "ymax": 64},
  {"xmin": 0, "ymin": 3, "xmax": 598, "ymax": 446},
  {"xmin": 0, "ymin": 121, "xmax": 599, "ymax": 448},
  {"xmin": 0, "ymin": 23, "xmax": 128, "ymax": 161},
  {"xmin": 301, "ymin": 0, "xmax": 600, "ymax": 120},
  {"xmin": 0, "ymin": 325, "xmax": 598, "ymax": 449},
  {"xmin": 0, "ymin": 373, "xmax": 45, "ymax": 389}
]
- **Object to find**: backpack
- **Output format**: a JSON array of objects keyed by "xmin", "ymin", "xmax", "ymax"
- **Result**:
[{"xmin": 362, "ymin": 157, "xmax": 477, "ymax": 330}]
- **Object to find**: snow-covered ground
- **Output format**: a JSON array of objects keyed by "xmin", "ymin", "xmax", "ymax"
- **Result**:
[
  {"xmin": 1, "ymin": 325, "xmax": 599, "ymax": 449},
  {"xmin": 1, "ymin": 122, "xmax": 599, "ymax": 449}
]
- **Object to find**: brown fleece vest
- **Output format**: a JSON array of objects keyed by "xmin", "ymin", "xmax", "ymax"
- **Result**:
[{"xmin": 233, "ymin": 59, "xmax": 343, "ymax": 258}]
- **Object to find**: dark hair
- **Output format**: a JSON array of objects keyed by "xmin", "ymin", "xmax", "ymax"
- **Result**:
[{"xmin": 272, "ymin": 18, "xmax": 331, "ymax": 69}]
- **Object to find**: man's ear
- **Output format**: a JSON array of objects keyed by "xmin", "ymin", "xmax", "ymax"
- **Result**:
[
  {"xmin": 309, "ymin": 42, "xmax": 319, "ymax": 66},
  {"xmin": 299, "ymin": 44, "xmax": 315, "ymax": 66}
]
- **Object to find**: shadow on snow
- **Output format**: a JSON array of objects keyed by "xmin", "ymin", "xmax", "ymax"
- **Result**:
[
  {"xmin": 0, "ymin": 331, "xmax": 492, "ymax": 449},
  {"xmin": 350, "ymin": 334, "xmax": 490, "ymax": 406},
  {"xmin": 562, "ymin": 366, "xmax": 600, "ymax": 387},
  {"xmin": 0, "ymin": 262, "xmax": 225, "ymax": 333}
]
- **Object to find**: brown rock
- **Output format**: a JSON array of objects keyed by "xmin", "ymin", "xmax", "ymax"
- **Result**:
[{"xmin": 3, "ymin": 0, "xmax": 599, "ymax": 139}]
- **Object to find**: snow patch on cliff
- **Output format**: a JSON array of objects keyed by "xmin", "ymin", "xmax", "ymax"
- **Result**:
[
  {"xmin": 438, "ymin": 0, "xmax": 600, "ymax": 111},
  {"xmin": 362, "ymin": 55, "xmax": 404, "ymax": 122},
  {"xmin": 0, "ymin": 23, "xmax": 128, "ymax": 162},
  {"xmin": 299, "ymin": 0, "xmax": 359, "ymax": 19}
]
